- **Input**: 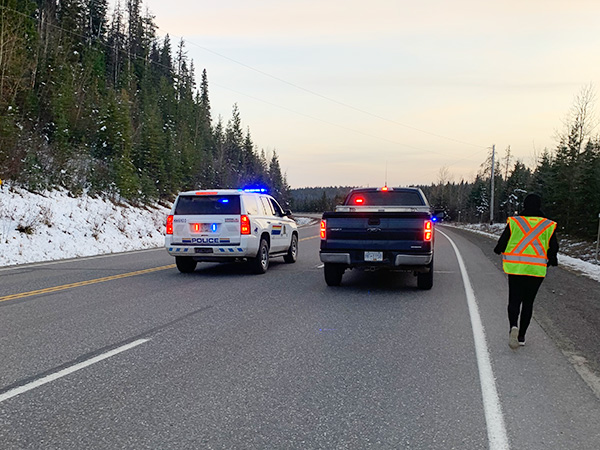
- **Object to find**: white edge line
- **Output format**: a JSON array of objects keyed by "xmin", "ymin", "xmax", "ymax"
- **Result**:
[
  {"xmin": 438, "ymin": 229, "xmax": 510, "ymax": 450},
  {"xmin": 0, "ymin": 338, "xmax": 150, "ymax": 404}
]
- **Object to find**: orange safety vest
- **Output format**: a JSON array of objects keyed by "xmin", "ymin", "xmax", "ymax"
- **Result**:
[{"xmin": 502, "ymin": 216, "xmax": 557, "ymax": 277}]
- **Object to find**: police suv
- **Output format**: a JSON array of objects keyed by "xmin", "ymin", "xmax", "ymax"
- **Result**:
[{"xmin": 165, "ymin": 189, "xmax": 298, "ymax": 274}]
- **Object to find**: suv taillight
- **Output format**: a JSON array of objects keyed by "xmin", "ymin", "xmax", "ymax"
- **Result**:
[
  {"xmin": 320, "ymin": 220, "xmax": 326, "ymax": 239},
  {"xmin": 241, "ymin": 215, "xmax": 251, "ymax": 235},
  {"xmin": 166, "ymin": 215, "xmax": 174, "ymax": 235},
  {"xmin": 424, "ymin": 220, "xmax": 433, "ymax": 242}
]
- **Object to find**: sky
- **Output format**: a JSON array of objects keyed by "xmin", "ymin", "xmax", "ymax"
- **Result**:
[{"xmin": 108, "ymin": 0, "xmax": 600, "ymax": 188}]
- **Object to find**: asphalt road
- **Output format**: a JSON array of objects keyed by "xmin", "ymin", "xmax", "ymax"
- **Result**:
[{"xmin": 0, "ymin": 224, "xmax": 599, "ymax": 449}]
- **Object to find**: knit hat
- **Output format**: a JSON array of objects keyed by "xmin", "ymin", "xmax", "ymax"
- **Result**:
[{"xmin": 521, "ymin": 193, "xmax": 544, "ymax": 216}]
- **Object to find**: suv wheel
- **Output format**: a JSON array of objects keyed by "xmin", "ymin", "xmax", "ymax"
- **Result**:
[
  {"xmin": 283, "ymin": 233, "xmax": 298, "ymax": 263},
  {"xmin": 324, "ymin": 263, "xmax": 345, "ymax": 286},
  {"xmin": 250, "ymin": 238, "xmax": 269, "ymax": 274},
  {"xmin": 176, "ymin": 256, "xmax": 197, "ymax": 273}
]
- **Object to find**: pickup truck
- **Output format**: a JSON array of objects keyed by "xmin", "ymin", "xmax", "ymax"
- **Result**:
[{"xmin": 319, "ymin": 187, "xmax": 437, "ymax": 289}]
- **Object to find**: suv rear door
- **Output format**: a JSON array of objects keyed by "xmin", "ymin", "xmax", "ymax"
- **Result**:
[{"xmin": 171, "ymin": 193, "xmax": 242, "ymax": 247}]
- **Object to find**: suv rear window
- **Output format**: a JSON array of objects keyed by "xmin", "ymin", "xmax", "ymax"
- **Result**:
[
  {"xmin": 174, "ymin": 195, "xmax": 241, "ymax": 215},
  {"xmin": 346, "ymin": 191, "xmax": 425, "ymax": 206}
]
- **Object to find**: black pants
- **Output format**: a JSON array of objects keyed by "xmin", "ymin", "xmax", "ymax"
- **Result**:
[{"xmin": 508, "ymin": 274, "xmax": 544, "ymax": 339}]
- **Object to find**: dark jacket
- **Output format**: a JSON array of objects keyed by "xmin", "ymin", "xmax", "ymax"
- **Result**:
[{"xmin": 493, "ymin": 210, "xmax": 558, "ymax": 266}]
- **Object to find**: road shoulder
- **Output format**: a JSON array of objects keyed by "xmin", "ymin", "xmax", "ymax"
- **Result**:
[{"xmin": 443, "ymin": 225, "xmax": 600, "ymax": 398}]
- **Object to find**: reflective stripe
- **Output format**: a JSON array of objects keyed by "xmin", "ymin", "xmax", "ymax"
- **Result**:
[
  {"xmin": 503, "ymin": 254, "xmax": 548, "ymax": 265},
  {"xmin": 531, "ymin": 240, "xmax": 545, "ymax": 256},
  {"xmin": 512, "ymin": 218, "xmax": 553, "ymax": 254}
]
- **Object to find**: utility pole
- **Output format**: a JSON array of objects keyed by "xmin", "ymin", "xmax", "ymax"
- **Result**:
[{"xmin": 490, "ymin": 144, "xmax": 495, "ymax": 225}]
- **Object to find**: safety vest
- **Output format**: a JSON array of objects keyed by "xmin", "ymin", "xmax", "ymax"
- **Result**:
[{"xmin": 502, "ymin": 216, "xmax": 557, "ymax": 277}]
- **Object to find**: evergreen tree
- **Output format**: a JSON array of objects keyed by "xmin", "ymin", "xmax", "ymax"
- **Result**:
[{"xmin": 268, "ymin": 150, "xmax": 290, "ymax": 204}]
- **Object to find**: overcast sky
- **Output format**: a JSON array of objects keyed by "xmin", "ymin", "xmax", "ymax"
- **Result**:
[{"xmin": 109, "ymin": 0, "xmax": 600, "ymax": 188}]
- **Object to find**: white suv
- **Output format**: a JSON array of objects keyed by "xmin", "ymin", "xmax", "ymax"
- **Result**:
[{"xmin": 165, "ymin": 189, "xmax": 298, "ymax": 273}]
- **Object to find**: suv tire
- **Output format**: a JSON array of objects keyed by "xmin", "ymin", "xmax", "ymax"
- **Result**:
[
  {"xmin": 176, "ymin": 256, "xmax": 197, "ymax": 273},
  {"xmin": 283, "ymin": 233, "xmax": 298, "ymax": 263},
  {"xmin": 250, "ymin": 238, "xmax": 269, "ymax": 274}
]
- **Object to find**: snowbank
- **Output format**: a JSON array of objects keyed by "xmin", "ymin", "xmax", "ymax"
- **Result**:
[{"xmin": 0, "ymin": 187, "xmax": 171, "ymax": 267}]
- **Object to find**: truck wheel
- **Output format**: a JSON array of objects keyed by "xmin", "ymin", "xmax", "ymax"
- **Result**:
[
  {"xmin": 283, "ymin": 233, "xmax": 298, "ymax": 263},
  {"xmin": 417, "ymin": 260, "xmax": 433, "ymax": 290},
  {"xmin": 324, "ymin": 263, "xmax": 344, "ymax": 286},
  {"xmin": 176, "ymin": 256, "xmax": 197, "ymax": 273},
  {"xmin": 250, "ymin": 238, "xmax": 270, "ymax": 274}
]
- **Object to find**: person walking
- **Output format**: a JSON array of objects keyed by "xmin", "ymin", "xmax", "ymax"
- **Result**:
[{"xmin": 494, "ymin": 193, "xmax": 558, "ymax": 349}]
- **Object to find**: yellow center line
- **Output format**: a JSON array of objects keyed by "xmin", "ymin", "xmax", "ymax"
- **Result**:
[
  {"xmin": 0, "ymin": 264, "xmax": 176, "ymax": 303},
  {"xmin": 300, "ymin": 235, "xmax": 320, "ymax": 242}
]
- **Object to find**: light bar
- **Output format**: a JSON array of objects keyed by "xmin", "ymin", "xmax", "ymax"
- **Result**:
[{"xmin": 240, "ymin": 188, "xmax": 268, "ymax": 193}]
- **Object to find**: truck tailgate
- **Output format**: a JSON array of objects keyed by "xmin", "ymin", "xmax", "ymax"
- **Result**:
[{"xmin": 322, "ymin": 212, "xmax": 431, "ymax": 250}]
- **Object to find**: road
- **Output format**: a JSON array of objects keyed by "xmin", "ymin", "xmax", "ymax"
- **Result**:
[{"xmin": 0, "ymin": 224, "xmax": 599, "ymax": 449}]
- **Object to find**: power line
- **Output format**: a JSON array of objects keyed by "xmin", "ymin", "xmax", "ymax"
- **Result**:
[{"xmin": 170, "ymin": 33, "xmax": 488, "ymax": 150}]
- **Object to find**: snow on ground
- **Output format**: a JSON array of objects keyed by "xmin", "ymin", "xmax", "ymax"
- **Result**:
[
  {"xmin": 0, "ymin": 186, "xmax": 172, "ymax": 267},
  {"xmin": 0, "ymin": 186, "xmax": 315, "ymax": 268}
]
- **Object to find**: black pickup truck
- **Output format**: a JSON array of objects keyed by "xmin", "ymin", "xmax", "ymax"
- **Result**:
[{"xmin": 319, "ymin": 187, "xmax": 437, "ymax": 289}]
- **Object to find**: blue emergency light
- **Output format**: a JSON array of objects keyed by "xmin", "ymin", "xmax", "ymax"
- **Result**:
[{"xmin": 240, "ymin": 187, "xmax": 268, "ymax": 193}]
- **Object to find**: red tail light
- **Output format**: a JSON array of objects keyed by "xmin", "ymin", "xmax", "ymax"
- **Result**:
[
  {"xmin": 166, "ymin": 215, "xmax": 174, "ymax": 235},
  {"xmin": 320, "ymin": 220, "xmax": 326, "ymax": 239},
  {"xmin": 424, "ymin": 220, "xmax": 433, "ymax": 242},
  {"xmin": 241, "ymin": 215, "xmax": 251, "ymax": 235}
]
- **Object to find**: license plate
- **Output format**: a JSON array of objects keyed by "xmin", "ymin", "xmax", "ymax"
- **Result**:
[
  {"xmin": 364, "ymin": 251, "xmax": 383, "ymax": 262},
  {"xmin": 191, "ymin": 223, "xmax": 217, "ymax": 233}
]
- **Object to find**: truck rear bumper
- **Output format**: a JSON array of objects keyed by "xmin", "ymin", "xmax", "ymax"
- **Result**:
[
  {"xmin": 320, "ymin": 251, "xmax": 432, "ymax": 267},
  {"xmin": 320, "ymin": 253, "xmax": 352, "ymax": 264}
]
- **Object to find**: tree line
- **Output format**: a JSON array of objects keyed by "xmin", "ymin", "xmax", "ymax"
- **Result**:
[{"xmin": 0, "ymin": 0, "xmax": 290, "ymax": 203}]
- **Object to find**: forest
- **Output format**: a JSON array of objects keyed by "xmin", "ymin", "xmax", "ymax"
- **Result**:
[
  {"xmin": 1, "ymin": 1, "xmax": 599, "ymax": 240},
  {"xmin": 0, "ymin": 0, "xmax": 290, "ymax": 203}
]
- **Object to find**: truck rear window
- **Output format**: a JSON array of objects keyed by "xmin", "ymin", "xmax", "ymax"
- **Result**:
[
  {"xmin": 346, "ymin": 191, "xmax": 425, "ymax": 206},
  {"xmin": 174, "ymin": 195, "xmax": 241, "ymax": 215}
]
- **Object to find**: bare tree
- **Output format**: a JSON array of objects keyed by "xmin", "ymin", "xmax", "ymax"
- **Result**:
[{"xmin": 556, "ymin": 83, "xmax": 597, "ymax": 153}]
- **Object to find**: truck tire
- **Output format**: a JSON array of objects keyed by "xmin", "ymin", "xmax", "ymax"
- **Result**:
[
  {"xmin": 324, "ymin": 263, "xmax": 345, "ymax": 286},
  {"xmin": 417, "ymin": 260, "xmax": 433, "ymax": 290},
  {"xmin": 283, "ymin": 233, "xmax": 298, "ymax": 263},
  {"xmin": 176, "ymin": 256, "xmax": 197, "ymax": 273},
  {"xmin": 250, "ymin": 238, "xmax": 270, "ymax": 274}
]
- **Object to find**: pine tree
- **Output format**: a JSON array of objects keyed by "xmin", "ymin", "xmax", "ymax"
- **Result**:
[{"xmin": 573, "ymin": 139, "xmax": 600, "ymax": 237}]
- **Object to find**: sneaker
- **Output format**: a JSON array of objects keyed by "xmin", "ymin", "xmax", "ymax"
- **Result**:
[
  {"xmin": 509, "ymin": 327, "xmax": 519, "ymax": 349},
  {"xmin": 518, "ymin": 337, "xmax": 526, "ymax": 347}
]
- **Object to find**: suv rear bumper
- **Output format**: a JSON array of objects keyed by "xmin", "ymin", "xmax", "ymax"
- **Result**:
[{"xmin": 166, "ymin": 234, "xmax": 259, "ymax": 260}]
